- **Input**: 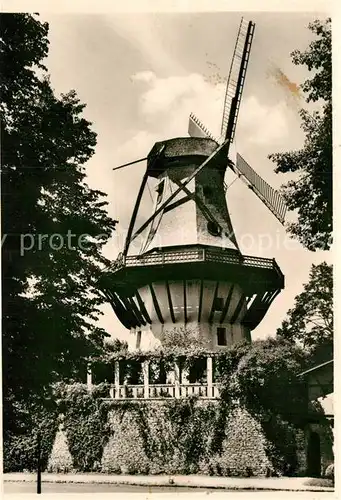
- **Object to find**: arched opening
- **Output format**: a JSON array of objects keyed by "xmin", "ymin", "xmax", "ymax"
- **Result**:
[{"xmin": 307, "ymin": 431, "xmax": 321, "ymax": 477}]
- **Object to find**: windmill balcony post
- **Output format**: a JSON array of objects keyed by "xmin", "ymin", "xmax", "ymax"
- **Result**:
[
  {"xmin": 143, "ymin": 359, "xmax": 150, "ymax": 399},
  {"xmin": 86, "ymin": 363, "xmax": 92, "ymax": 390}
]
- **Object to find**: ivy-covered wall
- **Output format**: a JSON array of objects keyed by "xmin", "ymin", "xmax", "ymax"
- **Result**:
[
  {"xmin": 46, "ymin": 398, "xmax": 276, "ymax": 476},
  {"xmin": 3, "ymin": 384, "xmax": 333, "ymax": 477}
]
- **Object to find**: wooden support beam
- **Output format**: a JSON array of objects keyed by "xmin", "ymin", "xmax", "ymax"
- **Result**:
[
  {"xmin": 149, "ymin": 284, "xmax": 164, "ymax": 324},
  {"xmin": 266, "ymin": 288, "xmax": 281, "ymax": 305},
  {"xmin": 166, "ymin": 281, "xmax": 176, "ymax": 323},
  {"xmin": 208, "ymin": 282, "xmax": 220, "ymax": 324},
  {"xmin": 172, "ymin": 177, "xmax": 223, "ymax": 232},
  {"xmin": 123, "ymin": 169, "xmax": 149, "ymax": 257},
  {"xmin": 135, "ymin": 290, "xmax": 152, "ymax": 324},
  {"xmin": 106, "ymin": 290, "xmax": 132, "ymax": 329},
  {"xmin": 115, "ymin": 292, "xmax": 138, "ymax": 328},
  {"xmin": 198, "ymin": 280, "xmax": 204, "ymax": 323},
  {"xmin": 220, "ymin": 284, "xmax": 234, "ymax": 324},
  {"xmin": 163, "ymin": 195, "xmax": 191, "ymax": 214},
  {"xmin": 230, "ymin": 293, "xmax": 246, "ymax": 324},
  {"xmin": 127, "ymin": 295, "xmax": 146, "ymax": 326}
]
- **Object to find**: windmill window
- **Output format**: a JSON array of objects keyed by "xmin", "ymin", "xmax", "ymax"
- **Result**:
[
  {"xmin": 156, "ymin": 180, "xmax": 165, "ymax": 204},
  {"xmin": 136, "ymin": 331, "xmax": 142, "ymax": 349},
  {"xmin": 213, "ymin": 297, "xmax": 224, "ymax": 311},
  {"xmin": 217, "ymin": 327, "xmax": 227, "ymax": 346},
  {"xmin": 207, "ymin": 221, "xmax": 222, "ymax": 237}
]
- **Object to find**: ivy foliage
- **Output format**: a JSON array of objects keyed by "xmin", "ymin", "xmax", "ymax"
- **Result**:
[
  {"xmin": 261, "ymin": 415, "xmax": 299, "ymax": 476},
  {"xmin": 231, "ymin": 338, "xmax": 308, "ymax": 423},
  {"xmin": 59, "ymin": 383, "xmax": 110, "ymax": 472}
]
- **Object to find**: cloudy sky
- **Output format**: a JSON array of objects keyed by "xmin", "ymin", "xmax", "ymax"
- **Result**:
[{"xmin": 41, "ymin": 10, "xmax": 331, "ymax": 342}]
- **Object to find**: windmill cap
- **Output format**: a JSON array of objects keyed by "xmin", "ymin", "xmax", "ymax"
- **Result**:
[{"xmin": 146, "ymin": 137, "xmax": 228, "ymax": 177}]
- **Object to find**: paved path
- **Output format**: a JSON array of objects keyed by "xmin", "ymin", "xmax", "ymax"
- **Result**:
[
  {"xmin": 4, "ymin": 482, "xmax": 239, "ymax": 494},
  {"xmin": 3, "ymin": 473, "xmax": 334, "ymax": 492}
]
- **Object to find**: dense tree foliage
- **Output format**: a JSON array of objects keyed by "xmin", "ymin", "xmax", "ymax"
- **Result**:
[
  {"xmin": 277, "ymin": 262, "xmax": 333, "ymax": 364},
  {"xmin": 1, "ymin": 13, "xmax": 117, "ymax": 434},
  {"xmin": 230, "ymin": 338, "xmax": 308, "ymax": 422},
  {"xmin": 269, "ymin": 18, "xmax": 332, "ymax": 251}
]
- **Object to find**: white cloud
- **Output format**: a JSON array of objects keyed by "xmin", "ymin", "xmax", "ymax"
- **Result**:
[
  {"xmin": 130, "ymin": 71, "xmax": 290, "ymax": 148},
  {"xmin": 116, "ymin": 129, "xmax": 157, "ymax": 160},
  {"xmin": 131, "ymin": 71, "xmax": 225, "ymax": 137},
  {"xmin": 237, "ymin": 95, "xmax": 289, "ymax": 145}
]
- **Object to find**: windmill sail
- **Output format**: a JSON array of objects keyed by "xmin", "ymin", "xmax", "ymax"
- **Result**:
[
  {"xmin": 188, "ymin": 113, "xmax": 217, "ymax": 141},
  {"xmin": 220, "ymin": 18, "xmax": 255, "ymax": 145},
  {"xmin": 235, "ymin": 153, "xmax": 287, "ymax": 224}
]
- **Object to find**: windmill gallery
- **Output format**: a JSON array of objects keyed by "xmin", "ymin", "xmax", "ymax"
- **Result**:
[{"xmin": 47, "ymin": 18, "xmax": 333, "ymax": 478}]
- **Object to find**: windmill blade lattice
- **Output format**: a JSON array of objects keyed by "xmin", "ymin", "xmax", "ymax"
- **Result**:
[
  {"xmin": 235, "ymin": 153, "xmax": 287, "ymax": 224},
  {"xmin": 188, "ymin": 113, "xmax": 218, "ymax": 141},
  {"xmin": 220, "ymin": 18, "xmax": 255, "ymax": 145}
]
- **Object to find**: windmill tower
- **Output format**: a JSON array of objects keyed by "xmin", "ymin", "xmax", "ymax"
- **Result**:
[{"xmin": 102, "ymin": 18, "xmax": 286, "ymax": 352}]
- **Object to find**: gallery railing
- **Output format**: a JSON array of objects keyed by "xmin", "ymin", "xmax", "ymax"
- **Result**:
[
  {"xmin": 105, "ymin": 383, "xmax": 220, "ymax": 400},
  {"xmin": 109, "ymin": 247, "xmax": 283, "ymax": 281}
]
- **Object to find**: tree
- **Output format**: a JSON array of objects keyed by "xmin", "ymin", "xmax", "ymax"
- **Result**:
[
  {"xmin": 232, "ymin": 338, "xmax": 308, "ymax": 422},
  {"xmin": 269, "ymin": 18, "xmax": 332, "ymax": 251},
  {"xmin": 1, "ymin": 14, "xmax": 117, "ymax": 434},
  {"xmin": 277, "ymin": 262, "xmax": 333, "ymax": 364}
]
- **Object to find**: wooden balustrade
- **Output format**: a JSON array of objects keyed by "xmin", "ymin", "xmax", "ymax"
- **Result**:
[
  {"xmin": 119, "ymin": 246, "xmax": 281, "ymax": 275},
  {"xmin": 107, "ymin": 382, "xmax": 220, "ymax": 400}
]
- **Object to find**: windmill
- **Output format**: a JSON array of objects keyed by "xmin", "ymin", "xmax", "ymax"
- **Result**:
[{"xmin": 101, "ymin": 17, "xmax": 286, "ymax": 353}]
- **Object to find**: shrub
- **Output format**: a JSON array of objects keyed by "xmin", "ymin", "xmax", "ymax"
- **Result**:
[
  {"xmin": 63, "ymin": 386, "xmax": 109, "ymax": 471},
  {"xmin": 141, "ymin": 403, "xmax": 175, "ymax": 474},
  {"xmin": 46, "ymin": 422, "xmax": 73, "ymax": 473},
  {"xmin": 217, "ymin": 408, "xmax": 273, "ymax": 477},
  {"xmin": 3, "ymin": 405, "xmax": 58, "ymax": 472},
  {"xmin": 102, "ymin": 409, "xmax": 149, "ymax": 474},
  {"xmin": 4, "ymin": 435, "xmax": 38, "ymax": 473}
]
